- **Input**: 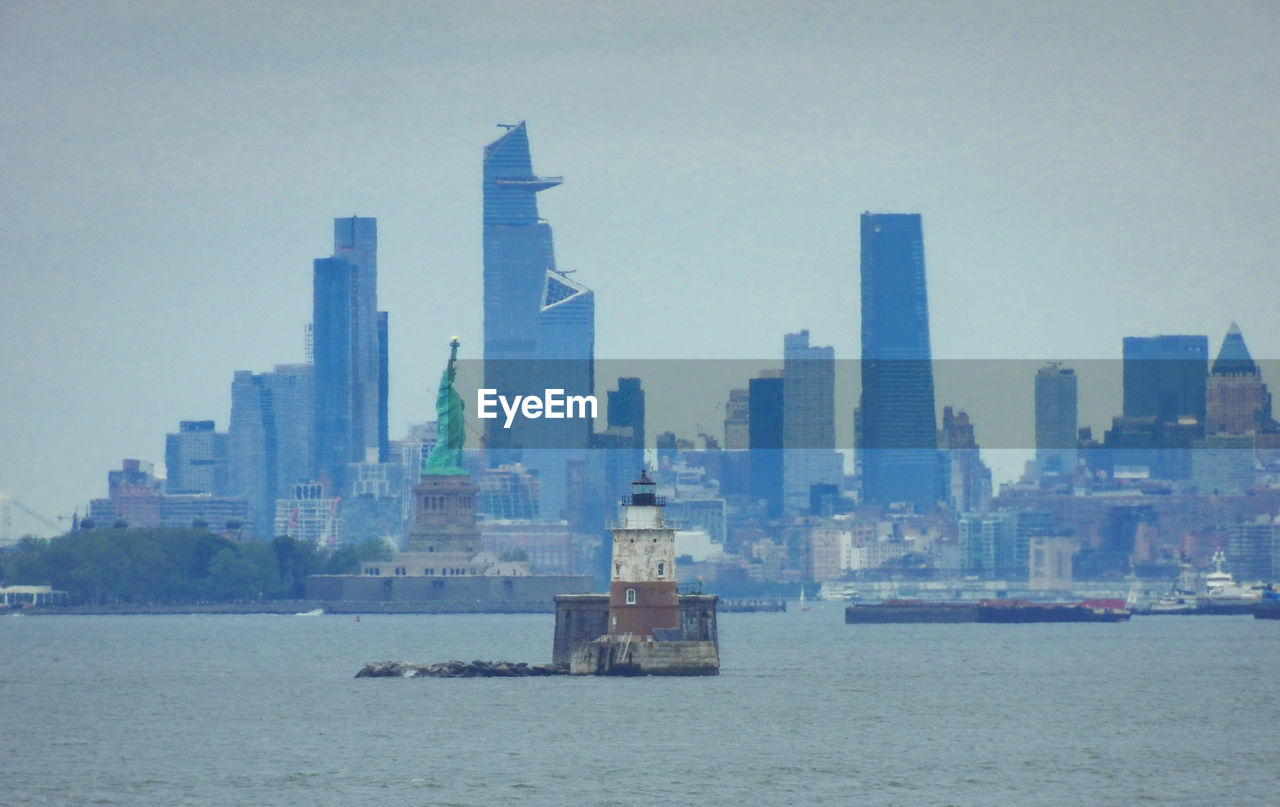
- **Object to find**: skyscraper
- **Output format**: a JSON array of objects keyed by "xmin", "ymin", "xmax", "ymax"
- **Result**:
[
  {"xmin": 748, "ymin": 372, "xmax": 784, "ymax": 519},
  {"xmin": 858, "ymin": 213, "xmax": 941, "ymax": 512},
  {"xmin": 312, "ymin": 216, "xmax": 388, "ymax": 494},
  {"xmin": 1206, "ymin": 322, "xmax": 1270, "ymax": 435},
  {"xmin": 782, "ymin": 330, "xmax": 841, "ymax": 514},
  {"xmin": 164, "ymin": 420, "xmax": 228, "ymax": 495},
  {"xmin": 229, "ymin": 364, "xmax": 313, "ymax": 538},
  {"xmin": 1035, "ymin": 363, "xmax": 1078, "ymax": 479},
  {"xmin": 1122, "ymin": 334, "xmax": 1208, "ymax": 425},
  {"xmin": 482, "ymin": 123, "xmax": 594, "ymax": 518}
]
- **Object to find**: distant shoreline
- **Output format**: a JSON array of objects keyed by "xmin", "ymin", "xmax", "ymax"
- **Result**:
[{"xmin": 11, "ymin": 600, "xmax": 559, "ymax": 616}]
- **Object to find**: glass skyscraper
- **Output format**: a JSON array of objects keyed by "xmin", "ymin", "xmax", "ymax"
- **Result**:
[
  {"xmin": 858, "ymin": 213, "xmax": 941, "ymax": 512},
  {"xmin": 229, "ymin": 364, "xmax": 313, "ymax": 537},
  {"xmin": 1122, "ymin": 334, "xmax": 1208, "ymax": 425},
  {"xmin": 482, "ymin": 122, "xmax": 594, "ymax": 518},
  {"xmin": 312, "ymin": 216, "xmax": 387, "ymax": 495},
  {"xmin": 782, "ymin": 330, "xmax": 841, "ymax": 515}
]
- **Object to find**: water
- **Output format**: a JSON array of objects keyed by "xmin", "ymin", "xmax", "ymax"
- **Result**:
[{"xmin": 2, "ymin": 603, "xmax": 1277, "ymax": 806}]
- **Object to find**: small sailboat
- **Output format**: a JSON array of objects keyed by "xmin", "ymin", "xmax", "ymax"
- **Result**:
[{"xmin": 800, "ymin": 585, "xmax": 810, "ymax": 612}]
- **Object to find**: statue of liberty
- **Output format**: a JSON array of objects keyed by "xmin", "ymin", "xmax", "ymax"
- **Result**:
[{"xmin": 422, "ymin": 337, "xmax": 468, "ymax": 475}]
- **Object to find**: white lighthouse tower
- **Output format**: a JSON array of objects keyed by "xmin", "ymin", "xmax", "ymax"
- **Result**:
[{"xmin": 608, "ymin": 470, "xmax": 679, "ymax": 637}]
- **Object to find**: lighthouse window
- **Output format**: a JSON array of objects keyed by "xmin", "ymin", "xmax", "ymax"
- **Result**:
[
  {"xmin": 625, "ymin": 588, "xmax": 637, "ymax": 605},
  {"xmin": 657, "ymin": 562, "xmax": 666, "ymax": 578}
]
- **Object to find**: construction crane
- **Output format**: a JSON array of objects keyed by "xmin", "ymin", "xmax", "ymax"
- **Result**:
[{"xmin": 0, "ymin": 493, "xmax": 63, "ymax": 545}]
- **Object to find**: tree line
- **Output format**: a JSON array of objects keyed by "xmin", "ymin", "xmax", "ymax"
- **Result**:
[{"xmin": 0, "ymin": 527, "xmax": 391, "ymax": 605}]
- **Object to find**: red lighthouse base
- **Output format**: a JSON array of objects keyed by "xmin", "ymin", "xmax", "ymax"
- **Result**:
[{"xmin": 608, "ymin": 581, "xmax": 679, "ymax": 637}]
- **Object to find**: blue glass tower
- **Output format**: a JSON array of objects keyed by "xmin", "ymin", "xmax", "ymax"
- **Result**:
[
  {"xmin": 312, "ymin": 216, "xmax": 387, "ymax": 494},
  {"xmin": 859, "ymin": 213, "xmax": 942, "ymax": 512},
  {"xmin": 482, "ymin": 123, "xmax": 594, "ymax": 518}
]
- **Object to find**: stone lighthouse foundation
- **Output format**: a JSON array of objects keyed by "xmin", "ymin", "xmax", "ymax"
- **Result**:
[{"xmin": 556, "ymin": 471, "xmax": 719, "ymax": 676}]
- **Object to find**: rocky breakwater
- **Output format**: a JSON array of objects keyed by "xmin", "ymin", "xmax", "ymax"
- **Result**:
[{"xmin": 356, "ymin": 660, "xmax": 563, "ymax": 678}]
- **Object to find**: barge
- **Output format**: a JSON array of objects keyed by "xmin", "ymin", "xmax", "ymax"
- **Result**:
[{"xmin": 846, "ymin": 598, "xmax": 1131, "ymax": 624}]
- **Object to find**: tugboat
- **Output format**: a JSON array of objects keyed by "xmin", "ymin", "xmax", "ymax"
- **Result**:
[
  {"xmin": 1253, "ymin": 584, "xmax": 1279, "ymax": 620},
  {"xmin": 1148, "ymin": 557, "xmax": 1200, "ymax": 614}
]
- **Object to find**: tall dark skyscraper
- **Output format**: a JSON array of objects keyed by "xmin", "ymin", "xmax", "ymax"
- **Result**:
[
  {"xmin": 782, "ymin": 330, "xmax": 841, "ymax": 514},
  {"xmin": 749, "ymin": 373, "xmax": 785, "ymax": 519},
  {"xmin": 312, "ymin": 216, "xmax": 388, "ymax": 494},
  {"xmin": 482, "ymin": 122, "xmax": 594, "ymax": 518},
  {"xmin": 858, "ymin": 213, "xmax": 941, "ymax": 512},
  {"xmin": 1035, "ymin": 363, "xmax": 1078, "ymax": 479},
  {"xmin": 1122, "ymin": 334, "xmax": 1208, "ymax": 425},
  {"xmin": 607, "ymin": 377, "xmax": 645, "ymax": 449}
]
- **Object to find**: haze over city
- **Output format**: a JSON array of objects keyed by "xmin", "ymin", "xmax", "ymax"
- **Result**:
[{"xmin": 3, "ymin": 0, "xmax": 1277, "ymax": 527}]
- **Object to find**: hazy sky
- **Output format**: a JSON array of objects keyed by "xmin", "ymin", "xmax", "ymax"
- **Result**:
[{"xmin": 2, "ymin": 0, "xmax": 1277, "ymax": 533}]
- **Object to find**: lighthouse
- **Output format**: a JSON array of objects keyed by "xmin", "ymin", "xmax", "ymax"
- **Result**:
[
  {"xmin": 608, "ymin": 470, "xmax": 679, "ymax": 637},
  {"xmin": 555, "ymin": 469, "xmax": 719, "ymax": 675}
]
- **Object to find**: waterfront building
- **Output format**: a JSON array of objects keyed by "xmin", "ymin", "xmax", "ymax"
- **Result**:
[
  {"xmin": 960, "ymin": 511, "xmax": 1016, "ymax": 579},
  {"xmin": 274, "ymin": 483, "xmax": 340, "ymax": 547},
  {"xmin": 164, "ymin": 420, "xmax": 229, "ymax": 495},
  {"xmin": 1028, "ymin": 536, "xmax": 1077, "ymax": 591},
  {"xmin": 229, "ymin": 364, "xmax": 313, "ymax": 538},
  {"xmin": 859, "ymin": 213, "xmax": 942, "ymax": 512},
  {"xmin": 157, "ymin": 494, "xmax": 248, "ymax": 533},
  {"xmin": 782, "ymin": 330, "xmax": 842, "ymax": 515},
  {"xmin": 313, "ymin": 216, "xmax": 388, "ymax": 495},
  {"xmin": 1226, "ymin": 517, "xmax": 1280, "ymax": 583},
  {"xmin": 959, "ymin": 509, "xmax": 1045, "ymax": 580},
  {"xmin": 482, "ymin": 521, "xmax": 576, "ymax": 575},
  {"xmin": 1035, "ymin": 363, "xmax": 1078, "ymax": 480}
]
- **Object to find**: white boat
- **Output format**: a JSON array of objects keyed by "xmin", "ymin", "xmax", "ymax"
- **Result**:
[
  {"xmin": 800, "ymin": 585, "xmax": 809, "ymax": 612},
  {"xmin": 1198, "ymin": 550, "xmax": 1262, "ymax": 611},
  {"xmin": 1149, "ymin": 559, "xmax": 1199, "ymax": 613}
]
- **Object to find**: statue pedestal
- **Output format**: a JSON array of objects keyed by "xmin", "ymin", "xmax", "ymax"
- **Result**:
[{"xmin": 406, "ymin": 473, "xmax": 482, "ymax": 555}]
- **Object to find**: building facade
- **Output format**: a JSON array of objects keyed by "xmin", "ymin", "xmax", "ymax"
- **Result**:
[
  {"xmin": 481, "ymin": 122, "xmax": 594, "ymax": 520},
  {"xmin": 748, "ymin": 373, "xmax": 784, "ymax": 519},
  {"xmin": 312, "ymin": 216, "xmax": 388, "ymax": 495},
  {"xmin": 164, "ymin": 420, "xmax": 228, "ymax": 496},
  {"xmin": 229, "ymin": 364, "xmax": 313, "ymax": 538},
  {"xmin": 1035, "ymin": 363, "xmax": 1078, "ymax": 480},
  {"xmin": 782, "ymin": 330, "xmax": 842, "ymax": 515},
  {"xmin": 1206, "ymin": 322, "xmax": 1271, "ymax": 436},
  {"xmin": 858, "ymin": 212, "xmax": 941, "ymax": 512},
  {"xmin": 1122, "ymin": 334, "xmax": 1208, "ymax": 425}
]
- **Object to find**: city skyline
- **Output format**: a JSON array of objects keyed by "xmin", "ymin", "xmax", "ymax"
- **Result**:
[{"xmin": 3, "ymin": 1, "xmax": 1278, "ymax": 528}]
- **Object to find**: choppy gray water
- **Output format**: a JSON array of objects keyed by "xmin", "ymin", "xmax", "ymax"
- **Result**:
[{"xmin": 2, "ymin": 603, "xmax": 1277, "ymax": 806}]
